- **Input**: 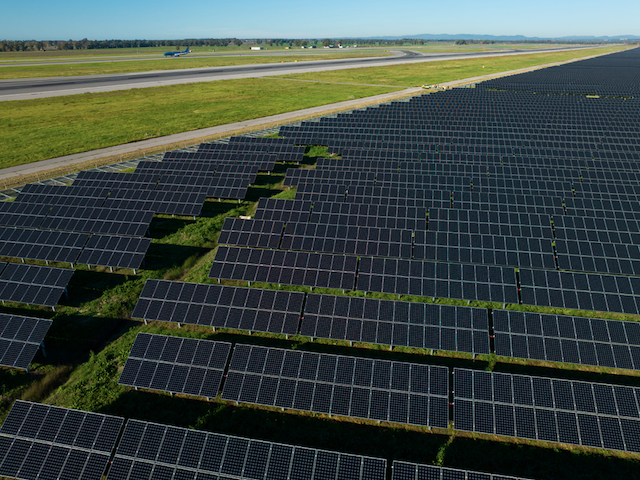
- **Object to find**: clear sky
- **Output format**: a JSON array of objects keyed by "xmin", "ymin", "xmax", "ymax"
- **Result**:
[{"xmin": 2, "ymin": 0, "xmax": 639, "ymax": 41}]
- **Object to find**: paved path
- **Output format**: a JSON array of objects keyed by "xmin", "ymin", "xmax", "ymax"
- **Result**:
[{"xmin": 0, "ymin": 46, "xmax": 600, "ymax": 102}]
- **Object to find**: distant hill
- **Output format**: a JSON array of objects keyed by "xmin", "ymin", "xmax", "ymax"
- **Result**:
[{"xmin": 367, "ymin": 34, "xmax": 640, "ymax": 41}]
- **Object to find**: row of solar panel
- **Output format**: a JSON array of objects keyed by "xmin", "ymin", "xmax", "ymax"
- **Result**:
[
  {"xmin": 320, "ymin": 151, "xmax": 640, "ymax": 172},
  {"xmin": 119, "ymin": 335, "xmax": 449, "ymax": 428},
  {"xmin": 74, "ymin": 170, "xmax": 251, "ymax": 201},
  {"xmin": 0, "ymin": 227, "xmax": 151, "ymax": 270},
  {"xmin": 0, "ymin": 400, "xmax": 532, "ymax": 480},
  {"xmin": 284, "ymin": 168, "xmax": 640, "ymax": 193},
  {"xmin": 209, "ymin": 245, "xmax": 640, "ymax": 315},
  {"xmin": 132, "ymin": 278, "xmax": 640, "ymax": 368},
  {"xmin": 118, "ymin": 333, "xmax": 640, "ymax": 453},
  {"xmin": 0, "ymin": 313, "xmax": 52, "ymax": 370},
  {"xmin": 0, "ymin": 201, "xmax": 154, "ymax": 237},
  {"xmin": 0, "ymin": 262, "xmax": 73, "ymax": 308}
]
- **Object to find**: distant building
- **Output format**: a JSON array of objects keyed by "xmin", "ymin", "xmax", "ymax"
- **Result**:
[{"xmin": 250, "ymin": 47, "xmax": 263, "ymax": 51}]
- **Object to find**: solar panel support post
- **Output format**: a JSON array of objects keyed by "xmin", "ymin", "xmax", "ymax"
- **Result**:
[{"xmin": 40, "ymin": 342, "xmax": 47, "ymax": 358}]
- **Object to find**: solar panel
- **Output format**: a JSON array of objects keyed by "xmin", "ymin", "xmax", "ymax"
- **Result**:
[
  {"xmin": 392, "ymin": 460, "xmax": 535, "ymax": 480},
  {"xmin": 107, "ymin": 419, "xmax": 386, "ymax": 480},
  {"xmin": 76, "ymin": 234, "xmax": 151, "ymax": 270},
  {"xmin": 14, "ymin": 184, "xmax": 110, "ymax": 208},
  {"xmin": 453, "ymin": 368, "xmax": 640, "ymax": 453},
  {"xmin": 209, "ymin": 246, "xmax": 358, "ymax": 291},
  {"xmin": 301, "ymin": 294, "xmax": 490, "ymax": 355},
  {"xmin": 222, "ymin": 344, "xmax": 450, "ymax": 428},
  {"xmin": 72, "ymin": 171, "xmax": 159, "ymax": 190},
  {"xmin": 132, "ymin": 279, "xmax": 305, "ymax": 335},
  {"xmin": 0, "ymin": 228, "xmax": 88, "ymax": 264},
  {"xmin": 357, "ymin": 257, "xmax": 518, "ymax": 304},
  {"xmin": 0, "ymin": 263, "xmax": 74, "ymax": 308},
  {"xmin": 0, "ymin": 400, "xmax": 124, "ymax": 480},
  {"xmin": 0, "ymin": 202, "xmax": 50, "ymax": 229},
  {"xmin": 103, "ymin": 189, "xmax": 206, "ymax": 217},
  {"xmin": 519, "ymin": 268, "xmax": 640, "ymax": 315},
  {"xmin": 0, "ymin": 313, "xmax": 52, "ymax": 370},
  {"xmin": 118, "ymin": 333, "xmax": 232, "ymax": 400},
  {"xmin": 39, "ymin": 205, "xmax": 154, "ymax": 237},
  {"xmin": 493, "ymin": 309, "xmax": 640, "ymax": 370}
]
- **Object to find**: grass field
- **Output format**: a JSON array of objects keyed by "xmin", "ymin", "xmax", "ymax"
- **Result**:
[
  {"xmin": 0, "ymin": 80, "xmax": 400, "ymax": 168},
  {"xmin": 0, "ymin": 46, "xmax": 629, "ymax": 172},
  {"xmin": 275, "ymin": 46, "xmax": 628, "ymax": 87},
  {"xmin": 1, "ymin": 150, "xmax": 639, "ymax": 479},
  {"xmin": 0, "ymin": 52, "xmax": 389, "ymax": 80}
]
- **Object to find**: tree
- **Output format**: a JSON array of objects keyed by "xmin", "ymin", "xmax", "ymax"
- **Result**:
[
  {"xmin": 322, "ymin": 38, "xmax": 331, "ymax": 47},
  {"xmin": 233, "ymin": 39, "xmax": 243, "ymax": 46}
]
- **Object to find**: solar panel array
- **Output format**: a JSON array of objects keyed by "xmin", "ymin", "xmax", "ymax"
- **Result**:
[
  {"xmin": 118, "ymin": 333, "xmax": 232, "ymax": 399},
  {"xmin": 1, "ymin": 184, "xmax": 154, "ymax": 272},
  {"xmin": 493, "ymin": 310, "xmax": 640, "ymax": 370},
  {"xmin": 108, "ymin": 419, "xmax": 386, "ymax": 480},
  {"xmin": 0, "ymin": 401, "xmax": 388, "ymax": 480},
  {"xmin": 222, "ymin": 344, "xmax": 449, "ymax": 428},
  {"xmin": 132, "ymin": 279, "xmax": 305, "ymax": 335},
  {"xmin": 132, "ymin": 279, "xmax": 490, "ymax": 355},
  {"xmin": 0, "ymin": 262, "xmax": 74, "ymax": 308},
  {"xmin": 453, "ymin": 368, "xmax": 640, "ymax": 453},
  {"xmin": 0, "ymin": 313, "xmax": 52, "ymax": 370},
  {"xmin": 392, "ymin": 461, "xmax": 534, "ymax": 480},
  {"xmin": 301, "ymin": 295, "xmax": 490, "ymax": 354},
  {"xmin": 0, "ymin": 400, "xmax": 124, "ymax": 480}
]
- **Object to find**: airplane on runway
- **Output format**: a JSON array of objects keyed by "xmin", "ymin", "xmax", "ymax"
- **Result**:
[{"xmin": 164, "ymin": 47, "xmax": 191, "ymax": 57}]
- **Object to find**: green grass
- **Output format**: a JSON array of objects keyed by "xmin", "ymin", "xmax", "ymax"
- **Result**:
[
  {"xmin": 0, "ymin": 52, "xmax": 389, "ymax": 80},
  {"xmin": 276, "ymin": 46, "xmax": 628, "ymax": 87},
  {"xmin": 0, "ymin": 78, "xmax": 401, "ymax": 168}
]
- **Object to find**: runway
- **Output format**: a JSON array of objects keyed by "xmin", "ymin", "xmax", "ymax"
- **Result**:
[{"xmin": 0, "ymin": 46, "xmax": 597, "ymax": 102}]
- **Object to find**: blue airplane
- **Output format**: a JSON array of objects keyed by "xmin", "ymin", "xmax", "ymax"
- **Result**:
[{"xmin": 164, "ymin": 47, "xmax": 191, "ymax": 57}]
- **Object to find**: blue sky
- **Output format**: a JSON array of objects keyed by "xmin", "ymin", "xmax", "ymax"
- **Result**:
[{"xmin": 3, "ymin": 0, "xmax": 639, "ymax": 40}]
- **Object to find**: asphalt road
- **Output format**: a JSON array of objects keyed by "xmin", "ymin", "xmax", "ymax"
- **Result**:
[{"xmin": 0, "ymin": 46, "xmax": 598, "ymax": 101}]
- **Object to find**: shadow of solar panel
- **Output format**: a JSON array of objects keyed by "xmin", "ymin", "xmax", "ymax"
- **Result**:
[
  {"xmin": 76, "ymin": 235, "xmax": 151, "ymax": 270},
  {"xmin": 392, "ymin": 460, "xmax": 535, "ymax": 480},
  {"xmin": 493, "ymin": 309, "xmax": 640, "ymax": 370},
  {"xmin": 0, "ymin": 263, "xmax": 74, "ymax": 307},
  {"xmin": 107, "ymin": 418, "xmax": 386, "ymax": 480},
  {"xmin": 118, "ymin": 333, "xmax": 232, "ymax": 399},
  {"xmin": 132, "ymin": 279, "xmax": 304, "ymax": 336},
  {"xmin": 0, "ymin": 400, "xmax": 124, "ymax": 480},
  {"xmin": 453, "ymin": 368, "xmax": 640, "ymax": 453},
  {"xmin": 0, "ymin": 228, "xmax": 88, "ymax": 264},
  {"xmin": 301, "ymin": 294, "xmax": 489, "ymax": 355},
  {"xmin": 0, "ymin": 314, "xmax": 52, "ymax": 370},
  {"xmin": 222, "ymin": 344, "xmax": 449, "ymax": 429}
]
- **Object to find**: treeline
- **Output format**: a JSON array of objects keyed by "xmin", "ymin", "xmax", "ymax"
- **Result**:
[
  {"xmin": 0, "ymin": 37, "xmax": 614, "ymax": 52},
  {"xmin": 0, "ymin": 38, "xmax": 244, "ymax": 52}
]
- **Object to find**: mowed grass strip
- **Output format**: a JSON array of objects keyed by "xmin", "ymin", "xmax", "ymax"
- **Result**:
[
  {"xmin": 275, "ymin": 46, "xmax": 629, "ymax": 87},
  {"xmin": 0, "ymin": 53, "xmax": 388, "ymax": 80},
  {"xmin": 0, "ymin": 79, "xmax": 400, "ymax": 168}
]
